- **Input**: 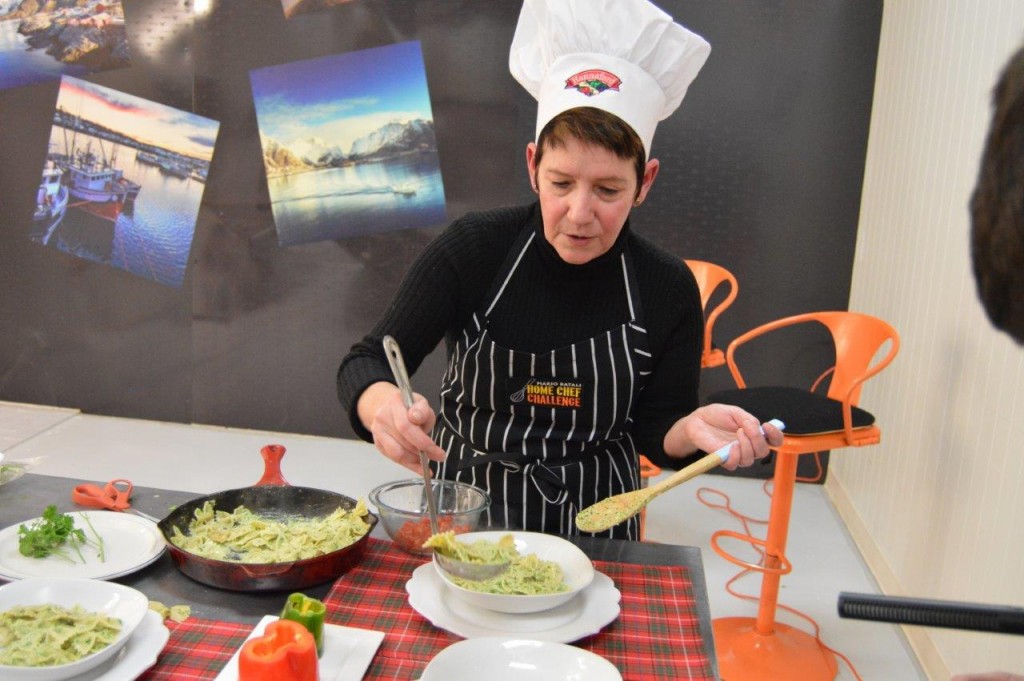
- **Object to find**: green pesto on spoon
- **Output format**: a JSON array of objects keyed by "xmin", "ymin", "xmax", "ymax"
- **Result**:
[{"xmin": 575, "ymin": 419, "xmax": 785, "ymax": 534}]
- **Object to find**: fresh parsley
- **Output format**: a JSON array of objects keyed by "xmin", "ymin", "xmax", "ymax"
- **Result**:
[{"xmin": 17, "ymin": 505, "xmax": 105, "ymax": 564}]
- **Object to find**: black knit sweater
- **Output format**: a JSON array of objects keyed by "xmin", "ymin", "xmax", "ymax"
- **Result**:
[{"xmin": 336, "ymin": 203, "xmax": 704, "ymax": 467}]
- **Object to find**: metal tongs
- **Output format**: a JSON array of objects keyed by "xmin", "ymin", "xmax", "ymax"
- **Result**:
[{"xmin": 382, "ymin": 336, "xmax": 508, "ymax": 581}]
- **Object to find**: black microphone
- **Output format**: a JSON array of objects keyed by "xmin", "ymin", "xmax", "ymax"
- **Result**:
[{"xmin": 838, "ymin": 592, "xmax": 1024, "ymax": 635}]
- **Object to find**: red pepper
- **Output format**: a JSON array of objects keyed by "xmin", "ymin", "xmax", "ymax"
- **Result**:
[{"xmin": 238, "ymin": 619, "xmax": 319, "ymax": 681}]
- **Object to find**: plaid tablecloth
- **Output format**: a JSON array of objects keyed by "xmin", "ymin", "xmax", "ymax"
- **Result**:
[{"xmin": 140, "ymin": 538, "xmax": 715, "ymax": 680}]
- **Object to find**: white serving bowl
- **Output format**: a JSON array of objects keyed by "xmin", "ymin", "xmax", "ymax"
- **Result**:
[
  {"xmin": 0, "ymin": 578, "xmax": 149, "ymax": 680},
  {"xmin": 420, "ymin": 637, "xmax": 622, "ymax": 680},
  {"xmin": 432, "ymin": 531, "xmax": 594, "ymax": 614}
]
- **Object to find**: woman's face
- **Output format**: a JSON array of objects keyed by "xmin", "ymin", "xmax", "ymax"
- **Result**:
[{"xmin": 527, "ymin": 137, "xmax": 658, "ymax": 265}]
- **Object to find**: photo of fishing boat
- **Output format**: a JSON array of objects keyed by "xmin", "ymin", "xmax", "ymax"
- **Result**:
[
  {"xmin": 54, "ymin": 133, "xmax": 141, "ymax": 221},
  {"xmin": 29, "ymin": 75, "xmax": 219, "ymax": 288},
  {"xmin": 29, "ymin": 163, "xmax": 70, "ymax": 246}
]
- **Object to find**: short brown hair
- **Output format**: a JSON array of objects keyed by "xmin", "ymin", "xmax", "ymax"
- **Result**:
[
  {"xmin": 534, "ymin": 107, "xmax": 646, "ymax": 198},
  {"xmin": 971, "ymin": 44, "xmax": 1024, "ymax": 344}
]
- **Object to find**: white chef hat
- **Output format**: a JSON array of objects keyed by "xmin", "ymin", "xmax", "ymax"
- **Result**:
[{"xmin": 509, "ymin": 0, "xmax": 710, "ymax": 160}]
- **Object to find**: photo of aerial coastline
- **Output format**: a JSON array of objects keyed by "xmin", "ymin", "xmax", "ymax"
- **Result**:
[
  {"xmin": 0, "ymin": 1, "xmax": 130, "ymax": 91},
  {"xmin": 30, "ymin": 75, "xmax": 219, "ymax": 288},
  {"xmin": 281, "ymin": 0, "xmax": 356, "ymax": 20},
  {"xmin": 250, "ymin": 40, "xmax": 447, "ymax": 247}
]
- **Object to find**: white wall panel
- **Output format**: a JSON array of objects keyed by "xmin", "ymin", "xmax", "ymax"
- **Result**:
[{"xmin": 834, "ymin": 0, "xmax": 1024, "ymax": 676}]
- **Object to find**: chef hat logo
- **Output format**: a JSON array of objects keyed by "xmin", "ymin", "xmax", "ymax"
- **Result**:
[
  {"xmin": 510, "ymin": 0, "xmax": 711, "ymax": 159},
  {"xmin": 565, "ymin": 69, "xmax": 622, "ymax": 97}
]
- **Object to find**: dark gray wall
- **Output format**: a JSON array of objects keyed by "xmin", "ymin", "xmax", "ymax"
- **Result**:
[{"xmin": 0, "ymin": 1, "xmax": 882, "ymax": 480}]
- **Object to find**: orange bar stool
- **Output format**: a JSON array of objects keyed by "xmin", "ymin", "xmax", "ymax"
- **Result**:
[
  {"xmin": 684, "ymin": 259, "xmax": 739, "ymax": 368},
  {"xmin": 705, "ymin": 311, "xmax": 900, "ymax": 681}
]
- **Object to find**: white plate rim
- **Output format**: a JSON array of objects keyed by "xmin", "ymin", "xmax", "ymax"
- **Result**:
[
  {"xmin": 211, "ymin": 615, "xmax": 386, "ymax": 681},
  {"xmin": 406, "ymin": 563, "xmax": 621, "ymax": 643},
  {"xmin": 74, "ymin": 609, "xmax": 170, "ymax": 681},
  {"xmin": 0, "ymin": 511, "xmax": 166, "ymax": 581},
  {"xmin": 419, "ymin": 637, "xmax": 622, "ymax": 681}
]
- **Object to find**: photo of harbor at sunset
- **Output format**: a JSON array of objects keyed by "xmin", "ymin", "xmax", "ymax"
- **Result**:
[
  {"xmin": 30, "ymin": 76, "xmax": 219, "ymax": 288},
  {"xmin": 250, "ymin": 40, "xmax": 447, "ymax": 246},
  {"xmin": 0, "ymin": 0, "xmax": 130, "ymax": 91}
]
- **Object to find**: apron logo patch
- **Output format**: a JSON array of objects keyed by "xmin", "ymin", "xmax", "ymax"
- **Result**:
[{"xmin": 510, "ymin": 378, "xmax": 585, "ymax": 408}]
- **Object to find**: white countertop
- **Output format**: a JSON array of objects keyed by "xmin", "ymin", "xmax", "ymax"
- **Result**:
[{"xmin": 2, "ymin": 406, "xmax": 400, "ymax": 496}]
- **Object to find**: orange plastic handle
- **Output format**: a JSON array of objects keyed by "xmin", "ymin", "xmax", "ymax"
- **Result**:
[{"xmin": 72, "ymin": 479, "xmax": 133, "ymax": 511}]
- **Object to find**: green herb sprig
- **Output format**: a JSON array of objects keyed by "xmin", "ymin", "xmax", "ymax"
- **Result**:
[{"xmin": 17, "ymin": 505, "xmax": 105, "ymax": 564}]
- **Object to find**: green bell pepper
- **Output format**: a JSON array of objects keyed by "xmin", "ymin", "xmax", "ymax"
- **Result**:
[{"xmin": 279, "ymin": 592, "xmax": 326, "ymax": 657}]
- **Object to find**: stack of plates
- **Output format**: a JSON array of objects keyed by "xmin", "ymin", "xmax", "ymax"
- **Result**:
[{"xmin": 406, "ymin": 562, "xmax": 621, "ymax": 642}]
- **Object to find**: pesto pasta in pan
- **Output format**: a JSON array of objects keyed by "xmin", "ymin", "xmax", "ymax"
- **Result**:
[{"xmin": 169, "ymin": 498, "xmax": 372, "ymax": 564}]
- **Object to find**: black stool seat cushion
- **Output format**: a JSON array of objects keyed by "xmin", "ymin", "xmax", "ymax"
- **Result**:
[{"xmin": 707, "ymin": 386, "xmax": 876, "ymax": 436}]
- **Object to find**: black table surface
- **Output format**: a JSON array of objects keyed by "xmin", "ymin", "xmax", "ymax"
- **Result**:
[{"xmin": 0, "ymin": 472, "xmax": 719, "ymax": 674}]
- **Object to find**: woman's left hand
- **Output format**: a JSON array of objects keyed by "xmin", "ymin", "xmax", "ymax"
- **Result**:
[{"xmin": 665, "ymin": 404, "xmax": 784, "ymax": 470}]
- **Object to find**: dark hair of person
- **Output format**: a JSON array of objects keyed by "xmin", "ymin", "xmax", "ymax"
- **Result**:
[
  {"xmin": 534, "ymin": 107, "xmax": 646, "ymax": 198},
  {"xmin": 970, "ymin": 44, "xmax": 1024, "ymax": 344}
]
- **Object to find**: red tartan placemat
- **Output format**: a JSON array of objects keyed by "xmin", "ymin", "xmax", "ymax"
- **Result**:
[
  {"xmin": 139, "ymin": 617, "xmax": 250, "ymax": 680},
  {"xmin": 140, "ymin": 538, "xmax": 715, "ymax": 681}
]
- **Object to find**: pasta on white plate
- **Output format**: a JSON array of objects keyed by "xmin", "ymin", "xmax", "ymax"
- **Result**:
[
  {"xmin": 0, "ymin": 603, "xmax": 121, "ymax": 667},
  {"xmin": 170, "ymin": 499, "xmax": 372, "ymax": 563}
]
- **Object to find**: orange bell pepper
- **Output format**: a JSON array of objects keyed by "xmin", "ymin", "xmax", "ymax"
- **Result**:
[{"xmin": 238, "ymin": 619, "xmax": 319, "ymax": 681}]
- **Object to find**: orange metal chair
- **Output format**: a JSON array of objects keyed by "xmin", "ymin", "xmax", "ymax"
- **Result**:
[
  {"xmin": 684, "ymin": 259, "xmax": 739, "ymax": 368},
  {"xmin": 636, "ymin": 261, "xmax": 735, "ymax": 540},
  {"xmin": 705, "ymin": 311, "xmax": 900, "ymax": 681}
]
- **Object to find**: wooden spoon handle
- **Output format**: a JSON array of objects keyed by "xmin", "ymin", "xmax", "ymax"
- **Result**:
[
  {"xmin": 645, "ymin": 451, "xmax": 724, "ymax": 500},
  {"xmin": 645, "ymin": 418, "xmax": 785, "ymax": 501}
]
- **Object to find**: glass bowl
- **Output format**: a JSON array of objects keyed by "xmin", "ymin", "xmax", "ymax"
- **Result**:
[{"xmin": 369, "ymin": 479, "xmax": 489, "ymax": 556}]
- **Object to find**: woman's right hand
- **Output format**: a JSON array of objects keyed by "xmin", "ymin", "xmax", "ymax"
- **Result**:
[{"xmin": 358, "ymin": 381, "xmax": 447, "ymax": 474}]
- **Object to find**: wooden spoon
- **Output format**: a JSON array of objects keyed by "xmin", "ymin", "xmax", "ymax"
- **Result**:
[{"xmin": 575, "ymin": 419, "xmax": 785, "ymax": 533}]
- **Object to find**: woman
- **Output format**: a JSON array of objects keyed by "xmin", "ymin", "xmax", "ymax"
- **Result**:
[{"xmin": 337, "ymin": 0, "xmax": 783, "ymax": 539}]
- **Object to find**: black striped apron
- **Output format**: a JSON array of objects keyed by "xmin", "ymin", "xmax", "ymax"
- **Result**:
[{"xmin": 433, "ymin": 225, "xmax": 652, "ymax": 539}]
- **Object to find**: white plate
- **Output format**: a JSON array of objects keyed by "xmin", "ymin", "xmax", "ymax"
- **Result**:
[
  {"xmin": 0, "ymin": 512, "xmax": 165, "ymax": 581},
  {"xmin": 406, "ymin": 564, "xmax": 620, "ymax": 643},
  {"xmin": 420, "ymin": 637, "xmax": 622, "ymax": 680},
  {"xmin": 212, "ymin": 615, "xmax": 385, "ymax": 681},
  {"xmin": 0, "ymin": 578, "xmax": 151, "ymax": 680},
  {"xmin": 74, "ymin": 610, "xmax": 170, "ymax": 681}
]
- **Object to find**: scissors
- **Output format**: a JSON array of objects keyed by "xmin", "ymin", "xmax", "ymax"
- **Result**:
[{"xmin": 72, "ymin": 479, "xmax": 159, "ymax": 522}]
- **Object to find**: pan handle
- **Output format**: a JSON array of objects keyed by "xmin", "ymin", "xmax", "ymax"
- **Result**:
[{"xmin": 255, "ymin": 444, "xmax": 290, "ymax": 486}]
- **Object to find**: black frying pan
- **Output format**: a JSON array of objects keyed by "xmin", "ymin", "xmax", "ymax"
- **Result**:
[{"xmin": 157, "ymin": 445, "xmax": 378, "ymax": 592}]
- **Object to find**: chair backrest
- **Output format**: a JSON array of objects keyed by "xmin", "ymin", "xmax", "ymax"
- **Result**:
[
  {"xmin": 725, "ymin": 311, "xmax": 900, "ymax": 407},
  {"xmin": 684, "ymin": 259, "xmax": 739, "ymax": 368},
  {"xmin": 816, "ymin": 312, "xmax": 899, "ymax": 405}
]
